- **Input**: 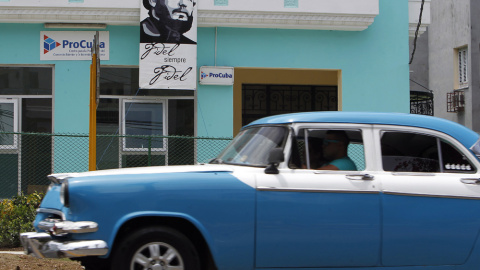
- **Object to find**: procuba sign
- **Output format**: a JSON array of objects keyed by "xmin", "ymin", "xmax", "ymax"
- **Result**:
[
  {"xmin": 199, "ymin": 66, "xmax": 234, "ymax": 85},
  {"xmin": 40, "ymin": 31, "xmax": 110, "ymax": 61}
]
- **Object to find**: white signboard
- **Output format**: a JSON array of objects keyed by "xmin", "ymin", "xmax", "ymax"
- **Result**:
[
  {"xmin": 40, "ymin": 31, "xmax": 109, "ymax": 61},
  {"xmin": 139, "ymin": 0, "xmax": 198, "ymax": 90},
  {"xmin": 199, "ymin": 66, "xmax": 234, "ymax": 85}
]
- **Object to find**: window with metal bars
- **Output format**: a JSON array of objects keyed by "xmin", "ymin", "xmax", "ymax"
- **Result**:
[
  {"xmin": 458, "ymin": 47, "xmax": 468, "ymax": 87},
  {"xmin": 410, "ymin": 90, "xmax": 433, "ymax": 116},
  {"xmin": 242, "ymin": 84, "xmax": 338, "ymax": 126}
]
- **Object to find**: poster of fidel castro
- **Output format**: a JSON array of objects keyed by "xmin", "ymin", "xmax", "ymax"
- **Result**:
[{"xmin": 139, "ymin": 0, "xmax": 197, "ymax": 90}]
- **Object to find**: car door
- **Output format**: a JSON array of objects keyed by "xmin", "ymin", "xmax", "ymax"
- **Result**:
[
  {"xmin": 255, "ymin": 124, "xmax": 381, "ymax": 268},
  {"xmin": 375, "ymin": 125, "xmax": 480, "ymax": 267}
]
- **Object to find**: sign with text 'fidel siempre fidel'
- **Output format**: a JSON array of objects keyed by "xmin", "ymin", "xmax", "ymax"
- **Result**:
[{"xmin": 139, "ymin": 0, "xmax": 197, "ymax": 90}]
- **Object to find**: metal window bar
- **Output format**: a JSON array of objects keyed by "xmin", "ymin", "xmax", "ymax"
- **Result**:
[{"xmin": 242, "ymin": 84, "xmax": 338, "ymax": 126}]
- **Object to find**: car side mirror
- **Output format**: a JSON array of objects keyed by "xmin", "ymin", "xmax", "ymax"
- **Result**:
[{"xmin": 265, "ymin": 148, "xmax": 285, "ymax": 175}]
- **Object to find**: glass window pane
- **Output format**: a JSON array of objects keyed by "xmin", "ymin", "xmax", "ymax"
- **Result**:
[
  {"xmin": 96, "ymin": 99, "xmax": 120, "ymax": 169},
  {"xmin": 214, "ymin": 126, "xmax": 288, "ymax": 167},
  {"xmin": 381, "ymin": 132, "xmax": 440, "ymax": 172},
  {"xmin": 289, "ymin": 129, "xmax": 363, "ymax": 171},
  {"xmin": 124, "ymin": 102, "xmax": 164, "ymax": 150},
  {"xmin": 97, "ymin": 99, "xmax": 119, "ymax": 134},
  {"xmin": 168, "ymin": 99, "xmax": 194, "ymax": 136},
  {"xmin": 441, "ymin": 140, "xmax": 475, "ymax": 173},
  {"xmin": 0, "ymin": 103, "xmax": 14, "ymax": 145},
  {"xmin": 0, "ymin": 103, "xmax": 14, "ymax": 133},
  {"xmin": 0, "ymin": 67, "xmax": 52, "ymax": 95},
  {"xmin": 100, "ymin": 68, "xmax": 139, "ymax": 96},
  {"xmin": 0, "ymin": 101, "xmax": 17, "ymax": 146},
  {"xmin": 167, "ymin": 99, "xmax": 195, "ymax": 165},
  {"xmin": 22, "ymin": 99, "xmax": 52, "ymax": 133}
]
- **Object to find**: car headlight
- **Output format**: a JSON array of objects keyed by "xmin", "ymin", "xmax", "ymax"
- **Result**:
[{"xmin": 60, "ymin": 180, "xmax": 70, "ymax": 208}]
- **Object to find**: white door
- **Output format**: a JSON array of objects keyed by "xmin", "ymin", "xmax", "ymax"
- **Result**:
[{"xmin": 255, "ymin": 124, "xmax": 382, "ymax": 268}]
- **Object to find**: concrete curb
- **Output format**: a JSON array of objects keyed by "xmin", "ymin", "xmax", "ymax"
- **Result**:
[{"xmin": 0, "ymin": 251, "xmax": 24, "ymax": 255}]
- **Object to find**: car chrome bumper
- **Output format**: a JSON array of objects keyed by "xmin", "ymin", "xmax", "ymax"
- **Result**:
[
  {"xmin": 20, "ymin": 232, "xmax": 108, "ymax": 258},
  {"xmin": 38, "ymin": 218, "xmax": 99, "ymax": 235}
]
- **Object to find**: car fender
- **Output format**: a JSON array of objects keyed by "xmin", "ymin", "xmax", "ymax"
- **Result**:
[{"xmin": 108, "ymin": 210, "xmax": 216, "ymax": 257}]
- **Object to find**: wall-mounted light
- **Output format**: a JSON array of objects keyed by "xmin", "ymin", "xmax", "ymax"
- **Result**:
[{"xmin": 44, "ymin": 23, "xmax": 107, "ymax": 29}]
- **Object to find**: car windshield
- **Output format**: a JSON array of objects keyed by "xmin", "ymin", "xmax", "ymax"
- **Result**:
[{"xmin": 211, "ymin": 126, "xmax": 288, "ymax": 167}]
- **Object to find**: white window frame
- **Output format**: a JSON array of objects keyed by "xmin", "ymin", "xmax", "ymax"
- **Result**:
[
  {"xmin": 0, "ymin": 98, "xmax": 18, "ymax": 150},
  {"xmin": 457, "ymin": 47, "xmax": 468, "ymax": 88},
  {"xmin": 121, "ymin": 99, "xmax": 167, "ymax": 152}
]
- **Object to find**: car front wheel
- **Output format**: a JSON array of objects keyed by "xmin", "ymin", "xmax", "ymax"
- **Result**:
[{"xmin": 111, "ymin": 226, "xmax": 200, "ymax": 270}]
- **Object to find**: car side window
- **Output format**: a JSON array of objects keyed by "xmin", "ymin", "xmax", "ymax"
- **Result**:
[
  {"xmin": 381, "ymin": 131, "xmax": 475, "ymax": 173},
  {"xmin": 289, "ymin": 129, "xmax": 365, "ymax": 171},
  {"xmin": 440, "ymin": 140, "xmax": 476, "ymax": 173}
]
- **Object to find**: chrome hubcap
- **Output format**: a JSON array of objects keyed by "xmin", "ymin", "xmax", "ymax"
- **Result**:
[{"xmin": 130, "ymin": 242, "xmax": 184, "ymax": 270}]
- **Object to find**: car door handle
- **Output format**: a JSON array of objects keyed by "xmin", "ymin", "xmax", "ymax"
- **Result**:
[
  {"xmin": 460, "ymin": 178, "xmax": 480, "ymax": 185},
  {"xmin": 346, "ymin": 174, "xmax": 374, "ymax": 181}
]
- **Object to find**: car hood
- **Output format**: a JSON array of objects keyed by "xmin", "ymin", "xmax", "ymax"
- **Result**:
[
  {"xmin": 41, "ymin": 164, "xmax": 263, "ymax": 217},
  {"xmin": 48, "ymin": 164, "xmax": 236, "ymax": 182}
]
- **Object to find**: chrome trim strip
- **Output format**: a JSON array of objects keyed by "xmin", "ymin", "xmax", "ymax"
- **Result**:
[
  {"xmin": 47, "ymin": 174, "xmax": 73, "ymax": 184},
  {"xmin": 256, "ymin": 187, "xmax": 379, "ymax": 194},
  {"xmin": 20, "ymin": 232, "xmax": 108, "ymax": 259},
  {"xmin": 383, "ymin": 191, "xmax": 480, "ymax": 200},
  {"xmin": 37, "ymin": 208, "xmax": 66, "ymax": 220},
  {"xmin": 38, "ymin": 219, "xmax": 99, "ymax": 235},
  {"xmin": 391, "ymin": 172, "xmax": 436, "ymax": 176},
  {"xmin": 20, "ymin": 232, "xmax": 51, "ymax": 258}
]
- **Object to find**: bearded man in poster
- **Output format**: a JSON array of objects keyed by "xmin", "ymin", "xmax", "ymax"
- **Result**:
[{"xmin": 141, "ymin": 0, "xmax": 197, "ymax": 44}]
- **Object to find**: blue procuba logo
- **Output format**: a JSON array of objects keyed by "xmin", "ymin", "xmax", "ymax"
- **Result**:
[
  {"xmin": 43, "ymin": 35, "xmax": 61, "ymax": 54},
  {"xmin": 201, "ymin": 71, "xmax": 209, "ymax": 79}
]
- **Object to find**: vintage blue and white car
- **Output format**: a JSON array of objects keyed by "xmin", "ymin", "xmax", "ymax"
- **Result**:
[{"xmin": 21, "ymin": 112, "xmax": 480, "ymax": 270}]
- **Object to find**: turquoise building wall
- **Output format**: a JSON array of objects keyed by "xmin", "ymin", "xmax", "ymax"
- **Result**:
[
  {"xmin": 0, "ymin": 24, "xmax": 139, "ymax": 172},
  {"xmin": 196, "ymin": 0, "xmax": 410, "ymax": 138},
  {"xmin": 0, "ymin": 0, "xmax": 410, "ymax": 171}
]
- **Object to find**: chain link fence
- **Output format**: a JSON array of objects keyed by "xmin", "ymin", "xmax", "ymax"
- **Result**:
[
  {"xmin": 0, "ymin": 131, "xmax": 367, "ymax": 200},
  {"xmin": 0, "ymin": 132, "xmax": 232, "ymax": 199}
]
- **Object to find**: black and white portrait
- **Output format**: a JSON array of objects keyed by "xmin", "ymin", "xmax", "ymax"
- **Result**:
[{"xmin": 141, "ymin": 0, "xmax": 197, "ymax": 44}]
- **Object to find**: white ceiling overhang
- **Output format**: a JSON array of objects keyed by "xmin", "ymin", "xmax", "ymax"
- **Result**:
[
  {"xmin": 0, "ymin": 7, "xmax": 375, "ymax": 31},
  {"xmin": 0, "ymin": 0, "xmax": 428, "ymax": 36}
]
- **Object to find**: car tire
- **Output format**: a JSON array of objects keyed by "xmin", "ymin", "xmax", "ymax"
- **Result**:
[{"xmin": 110, "ymin": 226, "xmax": 200, "ymax": 270}]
